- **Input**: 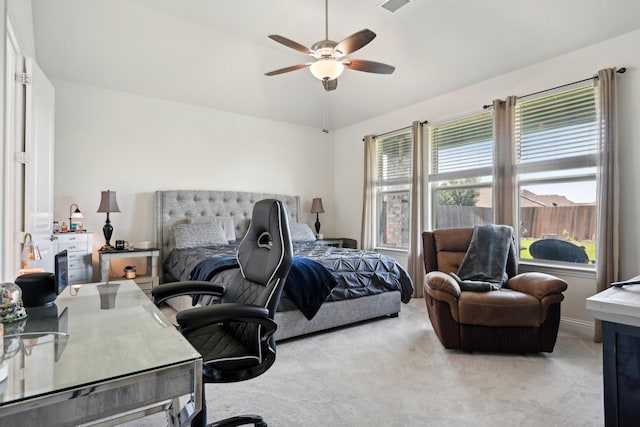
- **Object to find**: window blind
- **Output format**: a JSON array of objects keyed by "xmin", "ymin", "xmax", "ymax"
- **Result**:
[
  {"xmin": 516, "ymin": 85, "xmax": 597, "ymax": 166},
  {"xmin": 376, "ymin": 131, "xmax": 412, "ymax": 185},
  {"xmin": 429, "ymin": 112, "xmax": 493, "ymax": 177}
]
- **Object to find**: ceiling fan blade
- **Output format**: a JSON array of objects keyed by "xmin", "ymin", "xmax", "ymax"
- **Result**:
[
  {"xmin": 268, "ymin": 35, "xmax": 315, "ymax": 56},
  {"xmin": 334, "ymin": 29, "xmax": 376, "ymax": 56},
  {"xmin": 322, "ymin": 79, "xmax": 338, "ymax": 92},
  {"xmin": 344, "ymin": 59, "xmax": 395, "ymax": 74},
  {"xmin": 265, "ymin": 63, "xmax": 311, "ymax": 76}
]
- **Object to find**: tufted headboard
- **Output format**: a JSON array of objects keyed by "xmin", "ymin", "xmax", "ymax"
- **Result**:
[{"xmin": 155, "ymin": 190, "xmax": 300, "ymax": 282}]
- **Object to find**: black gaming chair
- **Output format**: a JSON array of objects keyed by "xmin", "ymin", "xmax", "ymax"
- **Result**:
[{"xmin": 152, "ymin": 199, "xmax": 293, "ymax": 427}]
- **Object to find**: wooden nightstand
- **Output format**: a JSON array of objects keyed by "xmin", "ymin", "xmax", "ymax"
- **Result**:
[
  {"xmin": 99, "ymin": 248, "xmax": 159, "ymax": 297},
  {"xmin": 316, "ymin": 238, "xmax": 358, "ymax": 249},
  {"xmin": 316, "ymin": 238, "xmax": 343, "ymax": 247}
]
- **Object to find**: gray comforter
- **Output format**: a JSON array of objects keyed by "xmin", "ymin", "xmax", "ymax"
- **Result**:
[{"xmin": 164, "ymin": 242, "xmax": 414, "ymax": 311}]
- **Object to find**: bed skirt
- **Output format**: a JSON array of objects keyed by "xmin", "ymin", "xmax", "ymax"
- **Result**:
[{"xmin": 165, "ymin": 291, "xmax": 402, "ymax": 341}]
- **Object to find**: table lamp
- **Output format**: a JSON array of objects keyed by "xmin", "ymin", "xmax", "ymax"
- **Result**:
[
  {"xmin": 310, "ymin": 198, "xmax": 325, "ymax": 235},
  {"xmin": 69, "ymin": 203, "xmax": 84, "ymax": 231},
  {"xmin": 97, "ymin": 190, "xmax": 120, "ymax": 251},
  {"xmin": 21, "ymin": 233, "xmax": 42, "ymax": 269}
]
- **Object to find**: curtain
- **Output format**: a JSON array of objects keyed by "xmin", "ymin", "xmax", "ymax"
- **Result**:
[
  {"xmin": 594, "ymin": 67, "xmax": 620, "ymax": 342},
  {"xmin": 361, "ymin": 135, "xmax": 376, "ymax": 250},
  {"xmin": 492, "ymin": 96, "xmax": 517, "ymax": 228},
  {"xmin": 408, "ymin": 121, "xmax": 425, "ymax": 297}
]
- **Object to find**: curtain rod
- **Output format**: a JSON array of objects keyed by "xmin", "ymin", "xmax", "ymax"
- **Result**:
[
  {"xmin": 366, "ymin": 120, "xmax": 428, "ymax": 141},
  {"xmin": 482, "ymin": 67, "xmax": 626, "ymax": 110}
]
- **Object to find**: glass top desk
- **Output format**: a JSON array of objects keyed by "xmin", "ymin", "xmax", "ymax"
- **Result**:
[{"xmin": 0, "ymin": 280, "xmax": 202, "ymax": 426}]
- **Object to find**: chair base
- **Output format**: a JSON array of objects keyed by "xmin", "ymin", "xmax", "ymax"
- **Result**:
[
  {"xmin": 425, "ymin": 293, "xmax": 562, "ymax": 353},
  {"xmin": 209, "ymin": 414, "xmax": 266, "ymax": 427}
]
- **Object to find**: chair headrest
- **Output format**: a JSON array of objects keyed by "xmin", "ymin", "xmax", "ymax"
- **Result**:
[{"xmin": 237, "ymin": 199, "xmax": 293, "ymax": 285}]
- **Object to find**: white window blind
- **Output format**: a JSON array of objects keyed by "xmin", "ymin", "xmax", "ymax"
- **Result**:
[
  {"xmin": 429, "ymin": 112, "xmax": 493, "ymax": 180},
  {"xmin": 516, "ymin": 85, "xmax": 597, "ymax": 172},
  {"xmin": 376, "ymin": 131, "xmax": 412, "ymax": 185}
]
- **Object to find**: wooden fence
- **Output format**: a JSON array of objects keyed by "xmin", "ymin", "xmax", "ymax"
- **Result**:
[{"xmin": 437, "ymin": 205, "xmax": 596, "ymax": 241}]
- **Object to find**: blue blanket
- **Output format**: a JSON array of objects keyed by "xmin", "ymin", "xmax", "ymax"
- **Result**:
[{"xmin": 190, "ymin": 256, "xmax": 338, "ymax": 320}]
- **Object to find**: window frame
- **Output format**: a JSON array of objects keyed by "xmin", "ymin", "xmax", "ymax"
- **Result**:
[
  {"xmin": 514, "ymin": 83, "xmax": 598, "ymax": 268},
  {"xmin": 373, "ymin": 129, "xmax": 413, "ymax": 251},
  {"xmin": 422, "ymin": 83, "xmax": 599, "ymax": 270},
  {"xmin": 427, "ymin": 110, "xmax": 494, "ymax": 230}
]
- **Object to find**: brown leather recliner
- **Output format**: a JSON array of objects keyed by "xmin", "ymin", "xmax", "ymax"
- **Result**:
[{"xmin": 422, "ymin": 228, "xmax": 568, "ymax": 353}]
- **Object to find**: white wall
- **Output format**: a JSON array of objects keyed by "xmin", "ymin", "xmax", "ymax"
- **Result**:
[
  {"xmin": 52, "ymin": 80, "xmax": 335, "ymax": 275},
  {"xmin": 333, "ymin": 29, "xmax": 640, "ymax": 329},
  {"xmin": 6, "ymin": 0, "xmax": 34, "ymax": 58},
  {"xmin": 11, "ymin": 1, "xmax": 640, "ymax": 329}
]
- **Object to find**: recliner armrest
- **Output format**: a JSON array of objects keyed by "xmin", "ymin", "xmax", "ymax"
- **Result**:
[
  {"xmin": 425, "ymin": 271, "xmax": 461, "ymax": 298},
  {"xmin": 507, "ymin": 272, "xmax": 568, "ymax": 300},
  {"xmin": 152, "ymin": 281, "xmax": 225, "ymax": 305}
]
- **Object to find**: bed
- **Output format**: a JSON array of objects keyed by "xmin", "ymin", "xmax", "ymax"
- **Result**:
[{"xmin": 155, "ymin": 190, "xmax": 414, "ymax": 340}]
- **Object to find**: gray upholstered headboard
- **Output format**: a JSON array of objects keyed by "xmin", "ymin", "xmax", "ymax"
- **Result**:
[{"xmin": 155, "ymin": 190, "xmax": 300, "ymax": 282}]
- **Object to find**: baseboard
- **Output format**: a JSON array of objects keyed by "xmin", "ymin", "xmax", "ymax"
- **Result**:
[{"xmin": 560, "ymin": 316, "xmax": 594, "ymax": 339}]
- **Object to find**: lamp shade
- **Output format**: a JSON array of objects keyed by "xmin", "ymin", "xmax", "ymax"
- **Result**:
[
  {"xmin": 97, "ymin": 190, "xmax": 121, "ymax": 213},
  {"xmin": 70, "ymin": 204, "xmax": 84, "ymax": 219},
  {"xmin": 21, "ymin": 233, "xmax": 42, "ymax": 269},
  {"xmin": 310, "ymin": 198, "xmax": 325, "ymax": 214},
  {"xmin": 310, "ymin": 59, "xmax": 344, "ymax": 81}
]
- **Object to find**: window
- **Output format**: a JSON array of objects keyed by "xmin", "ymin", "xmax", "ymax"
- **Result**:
[
  {"xmin": 516, "ymin": 85, "xmax": 597, "ymax": 265},
  {"xmin": 428, "ymin": 112, "xmax": 494, "ymax": 229},
  {"xmin": 375, "ymin": 131, "xmax": 412, "ymax": 249},
  {"xmin": 425, "ymin": 85, "xmax": 598, "ymax": 268}
]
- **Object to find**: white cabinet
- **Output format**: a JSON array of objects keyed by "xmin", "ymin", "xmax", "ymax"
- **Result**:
[{"xmin": 55, "ymin": 232, "xmax": 93, "ymax": 284}]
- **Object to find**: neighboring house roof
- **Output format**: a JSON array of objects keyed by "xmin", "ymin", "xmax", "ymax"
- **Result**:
[
  {"xmin": 519, "ymin": 189, "xmax": 575, "ymax": 207},
  {"xmin": 473, "ymin": 188, "xmax": 592, "ymax": 208}
]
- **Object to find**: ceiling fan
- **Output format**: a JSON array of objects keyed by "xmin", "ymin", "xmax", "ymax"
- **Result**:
[{"xmin": 264, "ymin": 0, "xmax": 395, "ymax": 91}]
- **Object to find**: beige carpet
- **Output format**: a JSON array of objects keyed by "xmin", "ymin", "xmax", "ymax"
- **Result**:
[{"xmin": 124, "ymin": 298, "xmax": 603, "ymax": 426}]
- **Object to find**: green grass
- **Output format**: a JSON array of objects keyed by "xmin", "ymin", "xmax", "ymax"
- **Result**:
[{"xmin": 519, "ymin": 238, "xmax": 596, "ymax": 262}]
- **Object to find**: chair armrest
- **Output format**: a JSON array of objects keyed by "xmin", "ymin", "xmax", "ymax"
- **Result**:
[
  {"xmin": 507, "ymin": 273, "xmax": 568, "ymax": 300},
  {"xmin": 425, "ymin": 271, "xmax": 461, "ymax": 298},
  {"xmin": 177, "ymin": 303, "xmax": 275, "ymax": 336},
  {"xmin": 152, "ymin": 281, "xmax": 225, "ymax": 305}
]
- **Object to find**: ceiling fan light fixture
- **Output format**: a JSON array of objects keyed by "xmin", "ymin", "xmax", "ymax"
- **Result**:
[{"xmin": 310, "ymin": 58, "xmax": 344, "ymax": 81}]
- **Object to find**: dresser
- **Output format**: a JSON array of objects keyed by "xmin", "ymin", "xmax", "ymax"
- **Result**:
[{"xmin": 55, "ymin": 232, "xmax": 93, "ymax": 284}]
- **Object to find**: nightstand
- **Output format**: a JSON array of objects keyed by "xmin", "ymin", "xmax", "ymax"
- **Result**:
[
  {"xmin": 316, "ymin": 238, "xmax": 358, "ymax": 249},
  {"xmin": 99, "ymin": 248, "xmax": 159, "ymax": 297},
  {"xmin": 55, "ymin": 232, "xmax": 93, "ymax": 284},
  {"xmin": 316, "ymin": 238, "xmax": 343, "ymax": 248}
]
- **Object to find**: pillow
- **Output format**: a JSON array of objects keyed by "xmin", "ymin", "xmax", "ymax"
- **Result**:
[
  {"xmin": 174, "ymin": 222, "xmax": 227, "ymax": 249},
  {"xmin": 189, "ymin": 216, "xmax": 236, "ymax": 242},
  {"xmin": 290, "ymin": 223, "xmax": 316, "ymax": 242}
]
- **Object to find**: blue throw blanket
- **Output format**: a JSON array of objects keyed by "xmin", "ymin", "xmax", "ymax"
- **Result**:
[
  {"xmin": 190, "ymin": 256, "xmax": 338, "ymax": 320},
  {"xmin": 450, "ymin": 224, "xmax": 513, "ymax": 292}
]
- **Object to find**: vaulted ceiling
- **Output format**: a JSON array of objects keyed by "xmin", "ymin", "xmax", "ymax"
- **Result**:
[{"xmin": 32, "ymin": 0, "xmax": 640, "ymax": 130}]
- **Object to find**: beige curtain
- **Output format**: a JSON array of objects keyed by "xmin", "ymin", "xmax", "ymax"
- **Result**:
[
  {"xmin": 361, "ymin": 135, "xmax": 377, "ymax": 250},
  {"xmin": 492, "ymin": 96, "xmax": 517, "ymax": 228},
  {"xmin": 594, "ymin": 67, "xmax": 620, "ymax": 342},
  {"xmin": 408, "ymin": 121, "xmax": 425, "ymax": 297}
]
